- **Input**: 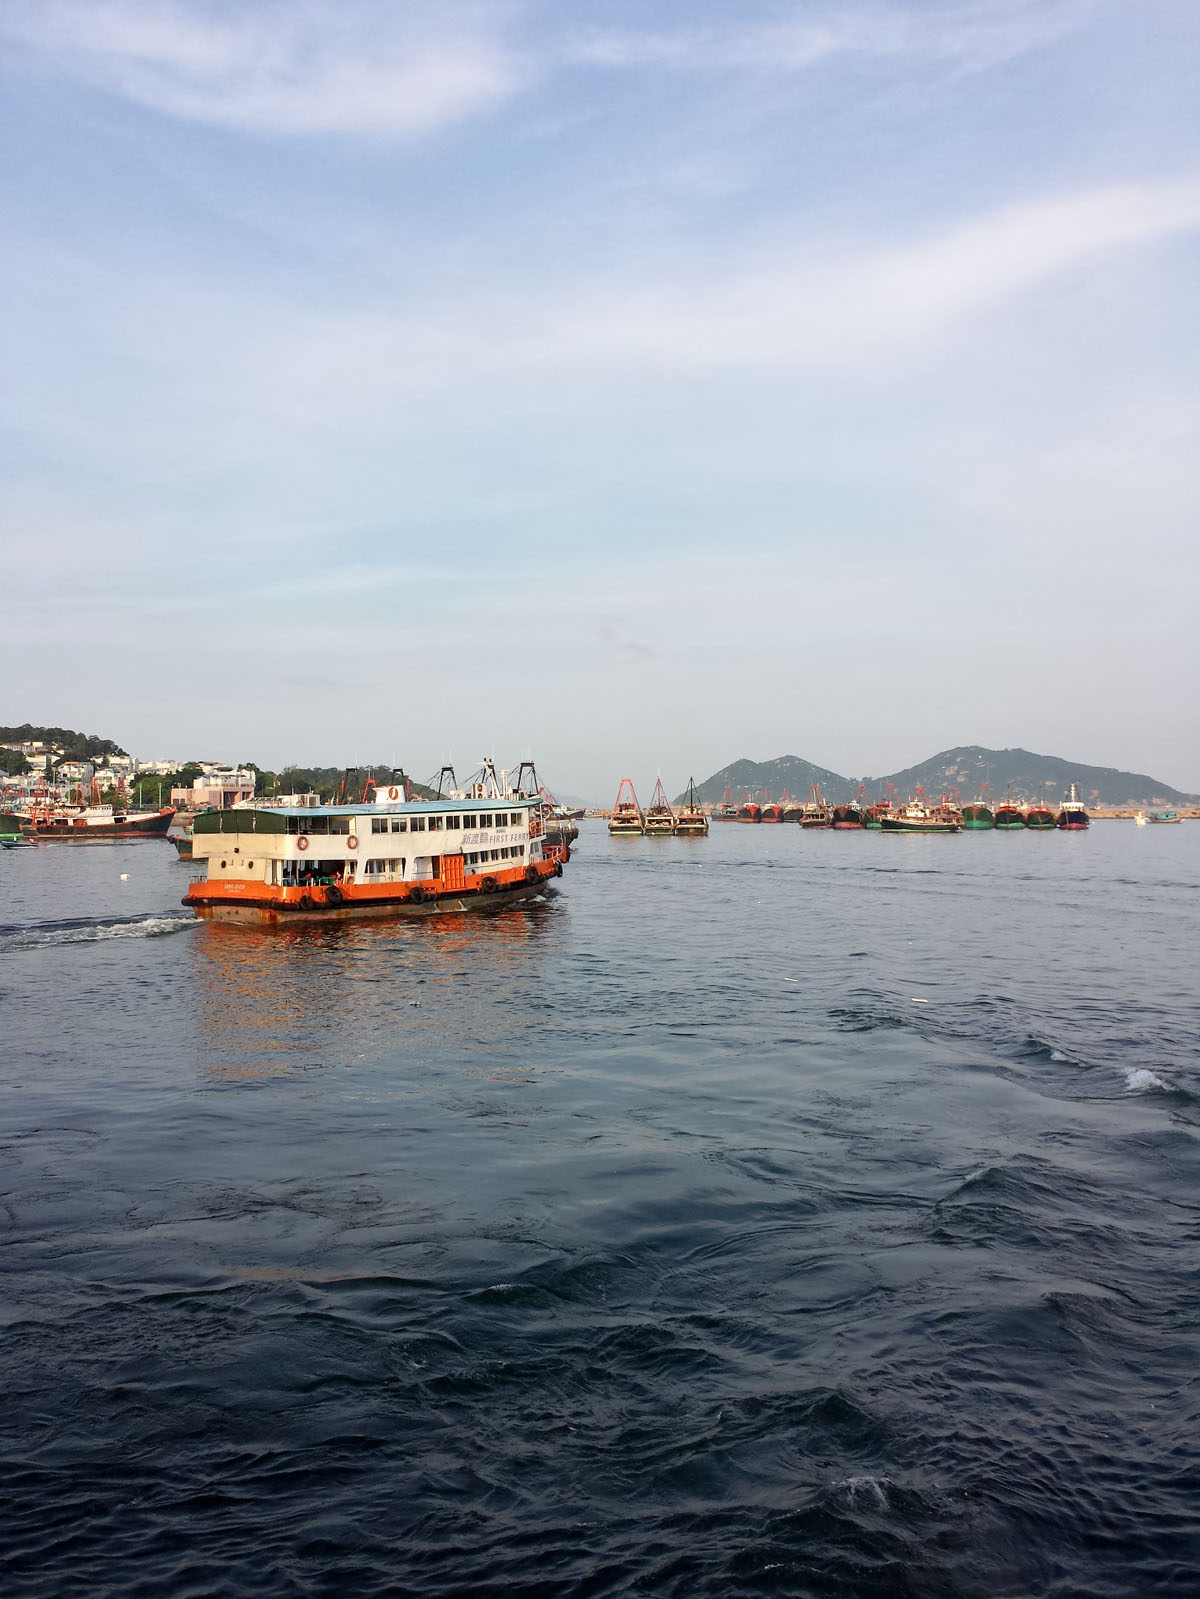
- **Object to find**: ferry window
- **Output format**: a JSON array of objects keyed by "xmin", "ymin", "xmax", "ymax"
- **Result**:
[
  {"xmin": 371, "ymin": 818, "xmax": 387, "ymax": 834},
  {"xmin": 463, "ymin": 815, "xmax": 476, "ymax": 828},
  {"xmin": 391, "ymin": 818, "xmax": 406, "ymax": 832},
  {"xmin": 446, "ymin": 815, "xmax": 461, "ymax": 830},
  {"xmin": 410, "ymin": 817, "xmax": 426, "ymax": 832},
  {"xmin": 428, "ymin": 816, "xmax": 443, "ymax": 831},
  {"xmin": 478, "ymin": 813, "xmax": 492, "ymax": 827},
  {"xmin": 509, "ymin": 813, "xmax": 519, "ymax": 826}
]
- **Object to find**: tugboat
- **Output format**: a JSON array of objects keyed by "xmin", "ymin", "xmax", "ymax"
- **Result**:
[
  {"xmin": 1055, "ymin": 782, "xmax": 1090, "ymax": 830},
  {"xmin": 962, "ymin": 783, "xmax": 995, "ymax": 829},
  {"xmin": 185, "ymin": 758, "xmax": 566, "ymax": 923},
  {"xmin": 759, "ymin": 788, "xmax": 783, "ymax": 823},
  {"xmin": 737, "ymin": 789, "xmax": 762, "ymax": 823},
  {"xmin": 799, "ymin": 785, "xmax": 832, "ymax": 828},
  {"xmin": 609, "ymin": 778, "xmax": 645, "ymax": 835},
  {"xmin": 674, "ymin": 777, "xmax": 709, "ymax": 836},
  {"xmin": 644, "ymin": 778, "xmax": 676, "ymax": 836},
  {"xmin": 879, "ymin": 789, "xmax": 963, "ymax": 833},
  {"xmin": 994, "ymin": 783, "xmax": 1026, "ymax": 830},
  {"xmin": 711, "ymin": 785, "xmax": 739, "ymax": 821}
]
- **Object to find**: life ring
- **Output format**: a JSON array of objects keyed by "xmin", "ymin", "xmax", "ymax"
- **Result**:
[
  {"xmin": 347, "ymin": 835, "xmax": 358, "ymax": 850},
  {"xmin": 481, "ymin": 875, "xmax": 498, "ymax": 894},
  {"xmin": 296, "ymin": 836, "xmax": 309, "ymax": 852},
  {"xmin": 388, "ymin": 786, "xmax": 399, "ymax": 800},
  {"xmin": 409, "ymin": 885, "xmax": 426, "ymax": 904},
  {"xmin": 524, "ymin": 865, "xmax": 539, "ymax": 883},
  {"xmin": 325, "ymin": 884, "xmax": 343, "ymax": 905},
  {"xmin": 528, "ymin": 820, "xmax": 537, "ymax": 837}
]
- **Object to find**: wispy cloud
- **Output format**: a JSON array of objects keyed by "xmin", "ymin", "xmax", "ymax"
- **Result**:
[
  {"xmin": 568, "ymin": 0, "xmax": 1096, "ymax": 76},
  {"xmin": 0, "ymin": 0, "xmax": 525, "ymax": 136}
]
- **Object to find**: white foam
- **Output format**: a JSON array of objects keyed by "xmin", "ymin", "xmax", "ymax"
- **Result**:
[
  {"xmin": 838, "ymin": 1476, "xmax": 889, "ymax": 1509},
  {"xmin": 1125, "ymin": 1068, "xmax": 1169, "ymax": 1094},
  {"xmin": 1050, "ymin": 1049, "xmax": 1070, "ymax": 1063}
]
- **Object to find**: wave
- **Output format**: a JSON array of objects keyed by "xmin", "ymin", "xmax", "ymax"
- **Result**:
[{"xmin": 0, "ymin": 912, "xmax": 193, "ymax": 953}]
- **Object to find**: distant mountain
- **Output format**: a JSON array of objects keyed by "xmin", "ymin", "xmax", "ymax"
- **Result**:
[
  {"xmin": 683, "ymin": 755, "xmax": 853, "ymax": 808},
  {"xmin": 684, "ymin": 747, "xmax": 1196, "ymax": 809}
]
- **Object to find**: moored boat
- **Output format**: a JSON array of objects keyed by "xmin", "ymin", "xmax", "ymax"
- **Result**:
[
  {"xmin": 609, "ymin": 778, "xmax": 645, "ymax": 835},
  {"xmin": 1, "ymin": 811, "xmax": 35, "ymax": 846},
  {"xmin": 186, "ymin": 760, "xmax": 565, "ymax": 923},
  {"xmin": 799, "ymin": 785, "xmax": 831, "ymax": 828},
  {"xmin": 1055, "ymin": 782, "xmax": 1089, "ymax": 830},
  {"xmin": 759, "ymin": 789, "xmax": 783, "ymax": 823},
  {"xmin": 644, "ymin": 778, "xmax": 676, "ymax": 836},
  {"xmin": 1148, "ymin": 809, "xmax": 1183, "ymax": 823},
  {"xmin": 962, "ymin": 784, "xmax": 995, "ymax": 829},
  {"xmin": 879, "ymin": 793, "xmax": 963, "ymax": 833},
  {"xmin": 1023, "ymin": 786, "xmax": 1056, "ymax": 830},
  {"xmin": 674, "ymin": 777, "xmax": 709, "ymax": 836},
  {"xmin": 832, "ymin": 787, "xmax": 867, "ymax": 829},
  {"xmin": 7, "ymin": 801, "xmax": 176, "ymax": 839},
  {"xmin": 711, "ymin": 786, "xmax": 739, "ymax": 821},
  {"xmin": 994, "ymin": 783, "xmax": 1026, "ymax": 830},
  {"xmin": 737, "ymin": 789, "xmax": 762, "ymax": 823}
]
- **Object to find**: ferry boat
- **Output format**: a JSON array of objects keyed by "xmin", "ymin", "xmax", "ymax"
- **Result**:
[
  {"xmin": 609, "ymin": 778, "xmax": 645, "ymax": 835},
  {"xmin": 644, "ymin": 778, "xmax": 676, "ymax": 836},
  {"xmin": 1055, "ymin": 782, "xmax": 1090, "ymax": 830},
  {"xmin": 674, "ymin": 777, "xmax": 709, "ymax": 836},
  {"xmin": 879, "ymin": 794, "xmax": 963, "ymax": 833},
  {"xmin": 799, "ymin": 785, "xmax": 831, "ymax": 828},
  {"xmin": 185, "ymin": 762, "xmax": 566, "ymax": 923}
]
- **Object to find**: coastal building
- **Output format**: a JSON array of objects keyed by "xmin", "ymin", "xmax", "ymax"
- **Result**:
[{"xmin": 170, "ymin": 766, "xmax": 256, "ymax": 810}]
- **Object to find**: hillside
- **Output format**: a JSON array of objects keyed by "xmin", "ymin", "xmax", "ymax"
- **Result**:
[{"xmin": 684, "ymin": 747, "xmax": 1196, "ymax": 809}]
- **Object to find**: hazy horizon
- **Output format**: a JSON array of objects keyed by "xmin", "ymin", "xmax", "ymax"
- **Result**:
[{"xmin": 3, "ymin": 1, "xmax": 1198, "ymax": 800}]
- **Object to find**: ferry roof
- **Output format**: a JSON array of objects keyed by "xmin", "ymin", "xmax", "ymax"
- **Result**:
[{"xmin": 243, "ymin": 797, "xmax": 538, "ymax": 818}]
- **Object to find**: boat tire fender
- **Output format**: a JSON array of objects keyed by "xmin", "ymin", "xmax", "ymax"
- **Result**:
[
  {"xmin": 481, "ymin": 875, "xmax": 498, "ymax": 894},
  {"xmin": 409, "ymin": 885, "xmax": 426, "ymax": 904},
  {"xmin": 298, "ymin": 894, "xmax": 313, "ymax": 911},
  {"xmin": 325, "ymin": 885, "xmax": 343, "ymax": 905},
  {"xmin": 553, "ymin": 861, "xmax": 563, "ymax": 877},
  {"xmin": 524, "ymin": 865, "xmax": 539, "ymax": 883}
]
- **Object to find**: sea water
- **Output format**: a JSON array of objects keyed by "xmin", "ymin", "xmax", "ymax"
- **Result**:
[{"xmin": 2, "ymin": 822, "xmax": 1198, "ymax": 1596}]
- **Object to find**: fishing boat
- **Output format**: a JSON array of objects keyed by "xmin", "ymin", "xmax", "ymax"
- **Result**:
[
  {"xmin": 994, "ymin": 783, "xmax": 1026, "ymax": 830},
  {"xmin": 832, "ymin": 787, "xmax": 868, "ymax": 829},
  {"xmin": 737, "ymin": 789, "xmax": 762, "ymax": 823},
  {"xmin": 1148, "ymin": 810, "xmax": 1183, "ymax": 824},
  {"xmin": 799, "ymin": 785, "xmax": 831, "ymax": 828},
  {"xmin": 879, "ymin": 791, "xmax": 963, "ymax": 833},
  {"xmin": 674, "ymin": 777, "xmax": 709, "ymax": 836},
  {"xmin": 185, "ymin": 760, "xmax": 566, "ymax": 923},
  {"xmin": 711, "ymin": 786, "xmax": 739, "ymax": 821},
  {"xmin": 962, "ymin": 784, "xmax": 995, "ymax": 829},
  {"xmin": 1055, "ymin": 782, "xmax": 1090, "ymax": 830},
  {"xmin": 609, "ymin": 778, "xmax": 645, "ymax": 835},
  {"xmin": 644, "ymin": 778, "xmax": 676, "ymax": 836},
  {"xmin": 1023, "ymin": 787, "xmax": 1056, "ymax": 830},
  {"xmin": 760, "ymin": 789, "xmax": 783, "ymax": 823},
  {"xmin": 5, "ymin": 800, "xmax": 175, "ymax": 839}
]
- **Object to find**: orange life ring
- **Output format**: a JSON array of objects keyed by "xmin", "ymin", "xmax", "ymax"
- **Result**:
[
  {"xmin": 296, "ymin": 836, "xmax": 309, "ymax": 851},
  {"xmin": 528, "ymin": 821, "xmax": 536, "ymax": 837},
  {"xmin": 388, "ymin": 786, "xmax": 399, "ymax": 800},
  {"xmin": 347, "ymin": 835, "xmax": 358, "ymax": 849}
]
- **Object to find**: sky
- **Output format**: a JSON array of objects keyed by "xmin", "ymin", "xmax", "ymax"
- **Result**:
[{"xmin": 2, "ymin": 0, "xmax": 1198, "ymax": 801}]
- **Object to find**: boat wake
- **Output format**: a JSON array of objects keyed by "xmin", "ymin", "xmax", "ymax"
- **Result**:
[{"xmin": 0, "ymin": 913, "xmax": 194, "ymax": 953}]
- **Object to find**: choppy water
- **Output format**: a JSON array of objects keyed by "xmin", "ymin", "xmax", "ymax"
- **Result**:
[{"xmin": 3, "ymin": 822, "xmax": 1199, "ymax": 1597}]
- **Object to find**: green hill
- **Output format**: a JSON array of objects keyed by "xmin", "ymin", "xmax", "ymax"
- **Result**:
[{"xmin": 684, "ymin": 747, "xmax": 1195, "ymax": 809}]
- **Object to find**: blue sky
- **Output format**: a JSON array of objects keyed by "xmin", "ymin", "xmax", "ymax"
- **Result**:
[{"xmin": 2, "ymin": 0, "xmax": 1198, "ymax": 798}]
